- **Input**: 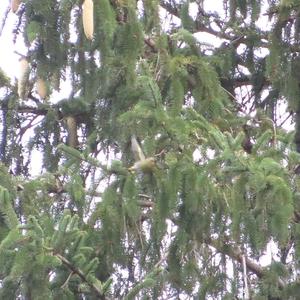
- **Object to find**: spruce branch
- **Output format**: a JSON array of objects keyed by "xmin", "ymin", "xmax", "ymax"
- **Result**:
[
  {"xmin": 159, "ymin": 0, "xmax": 269, "ymax": 48},
  {"xmin": 205, "ymin": 237, "xmax": 285, "ymax": 289},
  {"xmin": 55, "ymin": 253, "xmax": 106, "ymax": 300},
  {"xmin": 159, "ymin": 0, "xmax": 233, "ymax": 41},
  {"xmin": 124, "ymin": 265, "xmax": 164, "ymax": 300},
  {"xmin": 16, "ymin": 105, "xmax": 49, "ymax": 116},
  {"xmin": 57, "ymin": 144, "xmax": 108, "ymax": 170}
]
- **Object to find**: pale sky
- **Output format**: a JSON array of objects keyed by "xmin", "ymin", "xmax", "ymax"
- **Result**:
[{"xmin": 0, "ymin": 1, "xmax": 23, "ymax": 80}]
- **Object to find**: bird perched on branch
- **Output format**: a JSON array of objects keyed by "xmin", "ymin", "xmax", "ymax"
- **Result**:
[{"xmin": 128, "ymin": 135, "xmax": 155, "ymax": 173}]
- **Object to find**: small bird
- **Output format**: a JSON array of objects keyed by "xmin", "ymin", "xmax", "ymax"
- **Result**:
[{"xmin": 128, "ymin": 135, "xmax": 155, "ymax": 173}]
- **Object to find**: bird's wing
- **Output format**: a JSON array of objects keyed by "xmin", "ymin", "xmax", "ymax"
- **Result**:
[{"xmin": 131, "ymin": 135, "xmax": 145, "ymax": 161}]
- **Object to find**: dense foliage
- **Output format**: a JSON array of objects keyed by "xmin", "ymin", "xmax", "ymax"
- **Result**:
[{"xmin": 1, "ymin": 0, "xmax": 300, "ymax": 299}]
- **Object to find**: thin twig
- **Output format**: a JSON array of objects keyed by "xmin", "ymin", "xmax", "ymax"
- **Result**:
[{"xmin": 61, "ymin": 271, "xmax": 74, "ymax": 289}]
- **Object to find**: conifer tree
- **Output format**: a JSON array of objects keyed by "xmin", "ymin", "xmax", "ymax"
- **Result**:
[{"xmin": 1, "ymin": 0, "xmax": 300, "ymax": 299}]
